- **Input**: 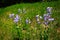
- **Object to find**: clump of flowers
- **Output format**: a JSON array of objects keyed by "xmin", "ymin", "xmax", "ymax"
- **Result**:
[
  {"xmin": 25, "ymin": 18, "xmax": 31, "ymax": 24},
  {"xmin": 9, "ymin": 13, "xmax": 14, "ymax": 18},
  {"xmin": 9, "ymin": 7, "xmax": 54, "ymax": 26},
  {"xmin": 35, "ymin": 7, "xmax": 54, "ymax": 26},
  {"xmin": 14, "ymin": 14, "xmax": 20, "ymax": 23},
  {"xmin": 43, "ymin": 7, "xmax": 54, "ymax": 25}
]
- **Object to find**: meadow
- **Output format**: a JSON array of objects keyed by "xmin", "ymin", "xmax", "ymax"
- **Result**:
[{"xmin": 0, "ymin": 1, "xmax": 60, "ymax": 40}]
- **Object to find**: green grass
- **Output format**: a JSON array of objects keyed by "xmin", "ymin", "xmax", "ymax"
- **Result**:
[{"xmin": 0, "ymin": 1, "xmax": 60, "ymax": 40}]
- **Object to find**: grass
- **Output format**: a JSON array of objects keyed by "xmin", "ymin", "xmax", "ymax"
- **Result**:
[{"xmin": 0, "ymin": 1, "xmax": 60, "ymax": 40}]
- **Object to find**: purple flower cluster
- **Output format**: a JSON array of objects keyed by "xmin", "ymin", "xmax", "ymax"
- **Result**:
[
  {"xmin": 9, "ymin": 13, "xmax": 20, "ymax": 23},
  {"xmin": 9, "ymin": 7, "xmax": 54, "ymax": 26},
  {"xmin": 43, "ymin": 14, "xmax": 51, "ymax": 21},
  {"xmin": 43, "ymin": 7, "xmax": 54, "ymax": 25},
  {"xmin": 14, "ymin": 14, "xmax": 20, "ymax": 23},
  {"xmin": 35, "ymin": 7, "xmax": 54, "ymax": 25}
]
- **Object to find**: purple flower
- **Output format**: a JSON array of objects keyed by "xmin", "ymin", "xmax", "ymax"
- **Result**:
[
  {"xmin": 44, "ymin": 16, "xmax": 48, "ymax": 21},
  {"xmin": 47, "ymin": 7, "xmax": 52, "ymax": 14},
  {"xmin": 14, "ymin": 18, "xmax": 19, "ymax": 23},
  {"xmin": 14, "ymin": 14, "xmax": 19, "ymax": 23},
  {"xmin": 25, "ymin": 19, "xmax": 29, "ymax": 24},
  {"xmin": 9, "ymin": 13, "xmax": 14, "ymax": 18},
  {"xmin": 15, "ymin": 14, "xmax": 19, "ymax": 20},
  {"xmin": 43, "ymin": 13, "xmax": 51, "ymax": 21}
]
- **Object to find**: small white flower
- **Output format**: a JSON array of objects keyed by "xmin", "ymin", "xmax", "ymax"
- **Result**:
[
  {"xmin": 40, "ymin": 16, "xmax": 43, "ymax": 19},
  {"xmin": 48, "ymin": 18, "xmax": 54, "ymax": 21},
  {"xmin": 36, "ymin": 15, "xmax": 39, "ymax": 19},
  {"xmin": 29, "ymin": 19, "xmax": 31, "ymax": 24},
  {"xmin": 36, "ymin": 15, "xmax": 39, "ymax": 17}
]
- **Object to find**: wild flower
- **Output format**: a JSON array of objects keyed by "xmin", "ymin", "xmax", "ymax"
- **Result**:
[
  {"xmin": 48, "ymin": 18, "xmax": 54, "ymax": 21},
  {"xmin": 40, "ymin": 16, "xmax": 43, "ymax": 19},
  {"xmin": 44, "ymin": 16, "xmax": 48, "ymax": 21},
  {"xmin": 15, "ymin": 14, "xmax": 20, "ymax": 20},
  {"xmin": 14, "ymin": 14, "xmax": 19, "ymax": 23},
  {"xmin": 25, "ymin": 19, "xmax": 29, "ymax": 24},
  {"xmin": 9, "ymin": 13, "xmax": 14, "ymax": 18},
  {"xmin": 47, "ymin": 7, "xmax": 52, "ymax": 14},
  {"xmin": 29, "ymin": 19, "xmax": 31, "ymax": 24},
  {"xmin": 14, "ymin": 18, "xmax": 19, "ymax": 23},
  {"xmin": 36, "ymin": 15, "xmax": 39, "ymax": 18},
  {"xmin": 43, "ymin": 13, "xmax": 51, "ymax": 21}
]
